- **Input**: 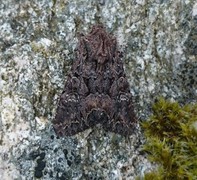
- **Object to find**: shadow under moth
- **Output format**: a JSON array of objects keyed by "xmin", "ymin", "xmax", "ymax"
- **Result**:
[{"xmin": 53, "ymin": 25, "xmax": 136, "ymax": 136}]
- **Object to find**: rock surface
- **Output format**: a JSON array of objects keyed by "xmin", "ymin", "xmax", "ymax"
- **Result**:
[{"xmin": 0, "ymin": 0, "xmax": 196, "ymax": 179}]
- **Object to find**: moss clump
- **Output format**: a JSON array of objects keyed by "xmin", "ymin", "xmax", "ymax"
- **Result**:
[{"xmin": 140, "ymin": 98, "xmax": 197, "ymax": 180}]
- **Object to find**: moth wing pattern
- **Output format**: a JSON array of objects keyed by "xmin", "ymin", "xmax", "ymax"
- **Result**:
[{"xmin": 53, "ymin": 25, "xmax": 136, "ymax": 136}]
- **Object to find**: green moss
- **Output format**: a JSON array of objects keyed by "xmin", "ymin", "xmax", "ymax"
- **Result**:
[{"xmin": 140, "ymin": 98, "xmax": 197, "ymax": 180}]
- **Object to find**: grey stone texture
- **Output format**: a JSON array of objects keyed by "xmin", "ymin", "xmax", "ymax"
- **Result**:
[{"xmin": 0, "ymin": 0, "xmax": 196, "ymax": 179}]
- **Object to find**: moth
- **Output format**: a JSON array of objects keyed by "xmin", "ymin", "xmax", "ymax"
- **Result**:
[{"xmin": 53, "ymin": 25, "xmax": 136, "ymax": 136}]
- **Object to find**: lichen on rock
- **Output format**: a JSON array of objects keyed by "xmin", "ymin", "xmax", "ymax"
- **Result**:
[{"xmin": 0, "ymin": 0, "xmax": 196, "ymax": 179}]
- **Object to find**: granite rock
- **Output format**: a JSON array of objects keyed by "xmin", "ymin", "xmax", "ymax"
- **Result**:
[{"xmin": 0, "ymin": 0, "xmax": 197, "ymax": 179}]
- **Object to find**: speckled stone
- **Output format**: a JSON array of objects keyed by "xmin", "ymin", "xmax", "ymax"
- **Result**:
[{"xmin": 0, "ymin": 0, "xmax": 196, "ymax": 179}]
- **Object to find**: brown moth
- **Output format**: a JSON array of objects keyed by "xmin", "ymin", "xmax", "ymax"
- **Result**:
[{"xmin": 53, "ymin": 25, "xmax": 136, "ymax": 136}]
